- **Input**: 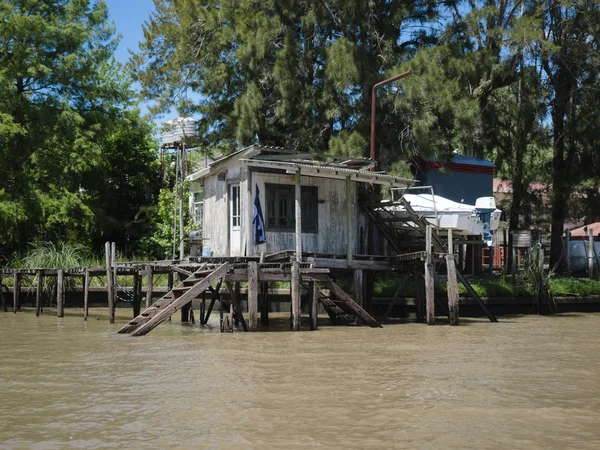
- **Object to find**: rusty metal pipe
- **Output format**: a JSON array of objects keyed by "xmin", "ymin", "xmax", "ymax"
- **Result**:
[{"xmin": 370, "ymin": 70, "xmax": 413, "ymax": 167}]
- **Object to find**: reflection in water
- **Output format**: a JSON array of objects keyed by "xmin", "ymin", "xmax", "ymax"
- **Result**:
[{"xmin": 1, "ymin": 309, "xmax": 600, "ymax": 449}]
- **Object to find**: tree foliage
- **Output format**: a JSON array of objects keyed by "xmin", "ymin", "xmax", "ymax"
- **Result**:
[{"xmin": 0, "ymin": 1, "xmax": 160, "ymax": 258}]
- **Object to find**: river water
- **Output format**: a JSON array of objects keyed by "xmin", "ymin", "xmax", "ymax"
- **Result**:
[{"xmin": 0, "ymin": 309, "xmax": 599, "ymax": 449}]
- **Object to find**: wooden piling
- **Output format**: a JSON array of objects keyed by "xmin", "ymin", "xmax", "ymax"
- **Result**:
[
  {"xmin": 446, "ymin": 255, "xmax": 459, "ymax": 326},
  {"xmin": 13, "ymin": 270, "xmax": 19, "ymax": 314},
  {"xmin": 415, "ymin": 274, "xmax": 425, "ymax": 323},
  {"xmin": 167, "ymin": 271, "xmax": 174, "ymax": 291},
  {"xmin": 219, "ymin": 291, "xmax": 224, "ymax": 333},
  {"xmin": 200, "ymin": 291, "xmax": 206, "ymax": 325},
  {"xmin": 133, "ymin": 270, "xmax": 142, "ymax": 318},
  {"xmin": 225, "ymin": 282, "xmax": 248, "ymax": 331},
  {"xmin": 145, "ymin": 265, "xmax": 153, "ymax": 308},
  {"xmin": 353, "ymin": 269, "xmax": 364, "ymax": 308},
  {"xmin": 105, "ymin": 242, "xmax": 114, "ymax": 323},
  {"xmin": 57, "ymin": 269, "xmax": 64, "ymax": 318},
  {"xmin": 83, "ymin": 268, "xmax": 89, "ymax": 321},
  {"xmin": 260, "ymin": 281, "xmax": 269, "ymax": 326},
  {"xmin": 425, "ymin": 225, "xmax": 435, "ymax": 325},
  {"xmin": 291, "ymin": 260, "xmax": 301, "ymax": 331},
  {"xmin": 247, "ymin": 261, "xmax": 258, "ymax": 331},
  {"xmin": 1, "ymin": 279, "xmax": 8, "ymax": 312},
  {"xmin": 310, "ymin": 282, "xmax": 318, "ymax": 331},
  {"xmin": 181, "ymin": 303, "xmax": 190, "ymax": 323},
  {"xmin": 35, "ymin": 271, "xmax": 43, "ymax": 317}
]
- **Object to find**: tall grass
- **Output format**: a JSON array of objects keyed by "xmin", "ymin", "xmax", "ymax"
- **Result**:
[
  {"xmin": 518, "ymin": 247, "xmax": 556, "ymax": 313},
  {"xmin": 15, "ymin": 242, "xmax": 91, "ymax": 269}
]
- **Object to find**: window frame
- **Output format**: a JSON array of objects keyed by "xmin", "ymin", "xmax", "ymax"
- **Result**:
[{"xmin": 265, "ymin": 183, "xmax": 318, "ymax": 233}]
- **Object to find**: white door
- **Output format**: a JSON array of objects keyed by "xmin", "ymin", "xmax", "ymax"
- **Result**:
[{"xmin": 229, "ymin": 184, "xmax": 241, "ymax": 255}]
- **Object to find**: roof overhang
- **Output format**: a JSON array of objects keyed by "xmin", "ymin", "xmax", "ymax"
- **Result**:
[{"xmin": 243, "ymin": 159, "xmax": 415, "ymax": 187}]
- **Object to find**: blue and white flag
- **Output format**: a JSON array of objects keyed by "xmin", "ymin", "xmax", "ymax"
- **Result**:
[{"xmin": 253, "ymin": 183, "xmax": 266, "ymax": 245}]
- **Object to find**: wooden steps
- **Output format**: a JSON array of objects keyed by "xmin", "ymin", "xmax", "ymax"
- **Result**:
[
  {"xmin": 312, "ymin": 279, "xmax": 381, "ymax": 328},
  {"xmin": 117, "ymin": 263, "xmax": 229, "ymax": 336}
]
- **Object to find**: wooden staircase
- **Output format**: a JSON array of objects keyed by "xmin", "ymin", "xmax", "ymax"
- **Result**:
[
  {"xmin": 363, "ymin": 200, "xmax": 497, "ymax": 322},
  {"xmin": 117, "ymin": 263, "xmax": 229, "ymax": 336},
  {"xmin": 311, "ymin": 279, "xmax": 381, "ymax": 327}
]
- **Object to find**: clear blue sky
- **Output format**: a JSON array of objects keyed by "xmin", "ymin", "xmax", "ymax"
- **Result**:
[{"xmin": 104, "ymin": 0, "xmax": 155, "ymax": 65}]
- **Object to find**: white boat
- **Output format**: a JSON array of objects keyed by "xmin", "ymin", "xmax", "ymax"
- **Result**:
[{"xmin": 379, "ymin": 193, "xmax": 502, "ymax": 237}]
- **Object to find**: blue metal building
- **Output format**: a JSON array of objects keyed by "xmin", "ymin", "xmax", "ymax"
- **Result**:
[{"xmin": 412, "ymin": 155, "xmax": 495, "ymax": 205}]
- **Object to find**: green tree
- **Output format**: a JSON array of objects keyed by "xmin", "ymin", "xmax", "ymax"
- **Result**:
[
  {"xmin": 0, "ymin": 1, "xmax": 160, "ymax": 258},
  {"xmin": 132, "ymin": 0, "xmax": 446, "ymax": 158}
]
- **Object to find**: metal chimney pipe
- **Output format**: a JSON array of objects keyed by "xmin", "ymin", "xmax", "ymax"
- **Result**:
[{"xmin": 370, "ymin": 70, "xmax": 413, "ymax": 166}]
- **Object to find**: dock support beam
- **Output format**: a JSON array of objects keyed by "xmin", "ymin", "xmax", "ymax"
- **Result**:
[
  {"xmin": 248, "ymin": 261, "xmax": 258, "ymax": 331},
  {"xmin": 446, "ymin": 255, "xmax": 459, "ymax": 326},
  {"xmin": 353, "ymin": 269, "xmax": 364, "ymax": 309},
  {"xmin": 310, "ymin": 282, "xmax": 318, "ymax": 331},
  {"xmin": 133, "ymin": 270, "xmax": 142, "ymax": 318},
  {"xmin": 145, "ymin": 265, "xmax": 153, "ymax": 308},
  {"xmin": 105, "ymin": 242, "xmax": 114, "ymax": 323},
  {"xmin": 260, "ymin": 282, "xmax": 269, "ymax": 326},
  {"xmin": 83, "ymin": 268, "xmax": 89, "ymax": 321},
  {"xmin": 13, "ymin": 271, "xmax": 19, "ymax": 313},
  {"xmin": 425, "ymin": 225, "xmax": 435, "ymax": 325},
  {"xmin": 57, "ymin": 269, "xmax": 64, "ymax": 318},
  {"xmin": 291, "ymin": 261, "xmax": 301, "ymax": 331},
  {"xmin": 36, "ymin": 271, "xmax": 43, "ymax": 317}
]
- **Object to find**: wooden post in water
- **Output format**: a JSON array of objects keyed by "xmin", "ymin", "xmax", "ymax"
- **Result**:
[
  {"xmin": 353, "ymin": 269, "xmax": 364, "ymax": 308},
  {"xmin": 425, "ymin": 225, "xmax": 435, "ymax": 325},
  {"xmin": 111, "ymin": 241, "xmax": 117, "ymax": 297},
  {"xmin": 446, "ymin": 255, "xmax": 459, "ymax": 325},
  {"xmin": 13, "ymin": 270, "xmax": 19, "ymax": 313},
  {"xmin": 219, "ymin": 290, "xmax": 224, "ymax": 333},
  {"xmin": 588, "ymin": 228, "xmax": 594, "ymax": 279},
  {"xmin": 247, "ymin": 261, "xmax": 258, "ymax": 331},
  {"xmin": 291, "ymin": 260, "xmax": 301, "ymax": 331},
  {"xmin": 133, "ymin": 270, "xmax": 141, "ymax": 318},
  {"xmin": 145, "ymin": 265, "xmax": 153, "ymax": 308},
  {"xmin": 260, "ymin": 282, "xmax": 269, "ymax": 326},
  {"xmin": 310, "ymin": 282, "xmax": 318, "ymax": 331},
  {"xmin": 36, "ymin": 271, "xmax": 43, "ymax": 317},
  {"xmin": 57, "ymin": 269, "xmax": 64, "ymax": 318},
  {"xmin": 83, "ymin": 268, "xmax": 89, "ymax": 321},
  {"xmin": 105, "ymin": 242, "xmax": 114, "ymax": 323}
]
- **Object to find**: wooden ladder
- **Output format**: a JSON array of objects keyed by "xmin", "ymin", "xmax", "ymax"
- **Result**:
[{"xmin": 117, "ymin": 263, "xmax": 230, "ymax": 336}]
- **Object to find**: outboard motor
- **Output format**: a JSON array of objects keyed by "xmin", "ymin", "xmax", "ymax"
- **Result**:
[{"xmin": 475, "ymin": 197, "xmax": 497, "ymax": 246}]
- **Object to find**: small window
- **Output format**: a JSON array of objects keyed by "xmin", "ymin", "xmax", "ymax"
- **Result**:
[
  {"xmin": 230, "ymin": 184, "xmax": 240, "ymax": 228},
  {"xmin": 193, "ymin": 192, "xmax": 203, "ymax": 226},
  {"xmin": 265, "ymin": 184, "xmax": 318, "ymax": 232}
]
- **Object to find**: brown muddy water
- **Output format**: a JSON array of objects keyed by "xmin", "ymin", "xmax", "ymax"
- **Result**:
[{"xmin": 1, "ymin": 309, "xmax": 599, "ymax": 449}]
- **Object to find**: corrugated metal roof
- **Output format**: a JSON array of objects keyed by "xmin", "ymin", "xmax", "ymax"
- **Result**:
[{"xmin": 244, "ymin": 159, "xmax": 414, "ymax": 184}]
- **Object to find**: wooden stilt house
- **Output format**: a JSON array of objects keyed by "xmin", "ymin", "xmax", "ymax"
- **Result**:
[{"xmin": 186, "ymin": 145, "xmax": 413, "ymax": 258}]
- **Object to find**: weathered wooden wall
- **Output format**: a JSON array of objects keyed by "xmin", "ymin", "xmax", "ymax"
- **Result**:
[
  {"xmin": 250, "ymin": 172, "xmax": 357, "ymax": 255},
  {"xmin": 201, "ymin": 162, "xmax": 244, "ymax": 256},
  {"xmin": 197, "ymin": 164, "xmax": 366, "ymax": 256}
]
